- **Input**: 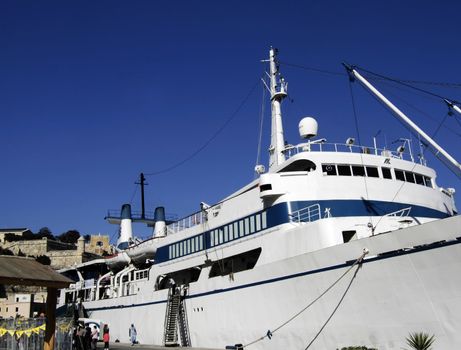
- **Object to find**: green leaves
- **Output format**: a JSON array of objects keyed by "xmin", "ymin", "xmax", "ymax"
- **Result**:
[{"xmin": 405, "ymin": 332, "xmax": 435, "ymax": 350}]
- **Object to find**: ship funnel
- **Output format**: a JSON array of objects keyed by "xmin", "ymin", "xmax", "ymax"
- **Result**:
[
  {"xmin": 116, "ymin": 204, "xmax": 133, "ymax": 250},
  {"xmin": 153, "ymin": 206, "xmax": 166, "ymax": 238}
]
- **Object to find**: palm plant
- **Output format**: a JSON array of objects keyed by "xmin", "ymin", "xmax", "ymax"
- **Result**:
[{"xmin": 405, "ymin": 332, "xmax": 435, "ymax": 350}]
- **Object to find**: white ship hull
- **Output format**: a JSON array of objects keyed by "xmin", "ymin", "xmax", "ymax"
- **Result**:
[
  {"xmin": 79, "ymin": 215, "xmax": 461, "ymax": 349},
  {"xmin": 59, "ymin": 49, "xmax": 461, "ymax": 350}
]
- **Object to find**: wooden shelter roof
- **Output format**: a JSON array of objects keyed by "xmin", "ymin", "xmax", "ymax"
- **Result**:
[{"xmin": 0, "ymin": 256, "xmax": 72, "ymax": 288}]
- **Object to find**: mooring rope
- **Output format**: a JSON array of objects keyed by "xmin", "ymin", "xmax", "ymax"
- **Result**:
[{"xmin": 242, "ymin": 249, "xmax": 369, "ymax": 349}]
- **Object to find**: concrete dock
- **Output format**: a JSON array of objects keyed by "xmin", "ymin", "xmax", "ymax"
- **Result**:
[{"xmin": 106, "ymin": 342, "xmax": 224, "ymax": 350}]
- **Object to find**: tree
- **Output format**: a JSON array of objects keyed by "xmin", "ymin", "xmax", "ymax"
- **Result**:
[
  {"xmin": 58, "ymin": 230, "xmax": 81, "ymax": 244},
  {"xmin": 35, "ymin": 255, "xmax": 51, "ymax": 265},
  {"xmin": 406, "ymin": 332, "xmax": 435, "ymax": 350},
  {"xmin": 37, "ymin": 227, "xmax": 55, "ymax": 240},
  {"xmin": 0, "ymin": 247, "xmax": 14, "ymax": 255}
]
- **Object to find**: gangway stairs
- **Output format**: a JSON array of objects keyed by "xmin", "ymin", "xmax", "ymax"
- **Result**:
[
  {"xmin": 178, "ymin": 291, "xmax": 191, "ymax": 347},
  {"xmin": 163, "ymin": 287, "xmax": 191, "ymax": 347}
]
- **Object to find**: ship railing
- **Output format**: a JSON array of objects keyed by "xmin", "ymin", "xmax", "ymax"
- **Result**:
[
  {"xmin": 284, "ymin": 142, "xmax": 422, "ymax": 164},
  {"xmin": 290, "ymin": 204, "xmax": 322, "ymax": 223},
  {"xmin": 384, "ymin": 207, "xmax": 412, "ymax": 217},
  {"xmin": 167, "ymin": 211, "xmax": 206, "ymax": 234},
  {"xmin": 106, "ymin": 209, "xmax": 156, "ymax": 220}
]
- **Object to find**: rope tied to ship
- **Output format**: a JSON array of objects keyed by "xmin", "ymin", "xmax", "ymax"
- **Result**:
[{"xmin": 241, "ymin": 248, "xmax": 369, "ymax": 349}]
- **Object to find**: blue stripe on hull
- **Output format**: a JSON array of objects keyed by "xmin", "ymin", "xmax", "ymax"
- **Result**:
[{"xmin": 85, "ymin": 236, "xmax": 460, "ymax": 312}]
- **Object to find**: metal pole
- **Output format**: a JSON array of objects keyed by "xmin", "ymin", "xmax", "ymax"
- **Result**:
[{"xmin": 348, "ymin": 66, "xmax": 461, "ymax": 176}]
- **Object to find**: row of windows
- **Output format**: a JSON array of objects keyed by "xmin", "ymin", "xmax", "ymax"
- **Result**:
[
  {"xmin": 169, "ymin": 235, "xmax": 204, "ymax": 260},
  {"xmin": 210, "ymin": 212, "xmax": 267, "ymax": 248},
  {"xmin": 394, "ymin": 169, "xmax": 431, "ymax": 187},
  {"xmin": 322, "ymin": 164, "xmax": 432, "ymax": 188},
  {"xmin": 135, "ymin": 270, "xmax": 149, "ymax": 280},
  {"xmin": 168, "ymin": 212, "xmax": 268, "ymax": 260}
]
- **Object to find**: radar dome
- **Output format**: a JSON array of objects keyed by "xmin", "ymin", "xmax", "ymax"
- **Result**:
[{"xmin": 298, "ymin": 117, "xmax": 318, "ymax": 139}]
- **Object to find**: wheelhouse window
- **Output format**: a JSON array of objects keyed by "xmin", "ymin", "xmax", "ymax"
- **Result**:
[
  {"xmin": 414, "ymin": 173, "xmax": 424, "ymax": 185},
  {"xmin": 404, "ymin": 171, "xmax": 415, "ymax": 183},
  {"xmin": 394, "ymin": 169, "xmax": 405, "ymax": 181},
  {"xmin": 337, "ymin": 164, "xmax": 352, "ymax": 176},
  {"xmin": 279, "ymin": 159, "xmax": 316, "ymax": 172},
  {"xmin": 322, "ymin": 164, "xmax": 337, "ymax": 175},
  {"xmin": 382, "ymin": 167, "xmax": 392, "ymax": 179},
  {"xmin": 351, "ymin": 165, "xmax": 365, "ymax": 176},
  {"xmin": 366, "ymin": 166, "xmax": 379, "ymax": 178}
]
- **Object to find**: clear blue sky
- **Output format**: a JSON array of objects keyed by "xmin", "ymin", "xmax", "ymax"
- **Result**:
[{"xmin": 1, "ymin": 0, "xmax": 460, "ymax": 241}]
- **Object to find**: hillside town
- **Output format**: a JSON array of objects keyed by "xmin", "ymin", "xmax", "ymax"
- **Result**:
[{"xmin": 0, "ymin": 228, "xmax": 112, "ymax": 319}]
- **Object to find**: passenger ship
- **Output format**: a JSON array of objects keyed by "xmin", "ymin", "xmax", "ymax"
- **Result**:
[{"xmin": 59, "ymin": 49, "xmax": 461, "ymax": 350}]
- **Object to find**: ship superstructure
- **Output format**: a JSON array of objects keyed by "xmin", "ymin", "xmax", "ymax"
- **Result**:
[{"xmin": 59, "ymin": 49, "xmax": 461, "ymax": 350}]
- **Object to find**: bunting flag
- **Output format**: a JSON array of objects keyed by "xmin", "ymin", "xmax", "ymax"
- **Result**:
[{"xmin": 0, "ymin": 324, "xmax": 46, "ymax": 338}]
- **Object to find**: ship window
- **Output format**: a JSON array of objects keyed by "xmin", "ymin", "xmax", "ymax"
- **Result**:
[
  {"xmin": 244, "ymin": 218, "xmax": 250, "ymax": 235},
  {"xmin": 394, "ymin": 169, "xmax": 405, "ymax": 181},
  {"xmin": 342, "ymin": 230, "xmax": 357, "ymax": 243},
  {"xmin": 405, "ymin": 171, "xmax": 415, "ymax": 183},
  {"xmin": 210, "ymin": 231, "xmax": 214, "ymax": 247},
  {"xmin": 414, "ymin": 173, "xmax": 424, "ymax": 185},
  {"xmin": 322, "ymin": 164, "xmax": 337, "ymax": 175},
  {"xmin": 424, "ymin": 176, "xmax": 432, "ymax": 188},
  {"xmin": 262, "ymin": 211, "xmax": 267, "ymax": 229},
  {"xmin": 279, "ymin": 159, "xmax": 316, "ymax": 172},
  {"xmin": 209, "ymin": 248, "xmax": 262, "ymax": 278},
  {"xmin": 224, "ymin": 226, "xmax": 228, "ymax": 242},
  {"xmin": 337, "ymin": 164, "xmax": 352, "ymax": 176},
  {"xmin": 229, "ymin": 224, "xmax": 234, "ymax": 240},
  {"xmin": 366, "ymin": 166, "xmax": 379, "ymax": 178},
  {"xmin": 239, "ymin": 221, "xmax": 244, "ymax": 237},
  {"xmin": 187, "ymin": 239, "xmax": 191, "ymax": 254},
  {"xmin": 256, "ymin": 214, "xmax": 261, "ymax": 231},
  {"xmin": 250, "ymin": 216, "xmax": 255, "ymax": 233},
  {"xmin": 382, "ymin": 167, "xmax": 392, "ymax": 179},
  {"xmin": 352, "ymin": 165, "xmax": 365, "ymax": 176},
  {"xmin": 219, "ymin": 229, "xmax": 223, "ymax": 244},
  {"xmin": 191, "ymin": 239, "xmax": 195, "ymax": 253},
  {"xmin": 260, "ymin": 184, "xmax": 272, "ymax": 192}
]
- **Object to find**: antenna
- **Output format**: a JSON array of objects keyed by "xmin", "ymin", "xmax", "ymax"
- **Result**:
[{"xmin": 135, "ymin": 173, "xmax": 148, "ymax": 219}]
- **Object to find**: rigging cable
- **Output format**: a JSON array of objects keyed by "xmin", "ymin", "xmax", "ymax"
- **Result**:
[
  {"xmin": 279, "ymin": 61, "xmax": 346, "ymax": 77},
  {"xmin": 354, "ymin": 66, "xmax": 461, "ymax": 105},
  {"xmin": 367, "ymin": 78, "xmax": 461, "ymax": 139},
  {"xmin": 242, "ymin": 250, "xmax": 368, "ymax": 349},
  {"xmin": 144, "ymin": 79, "xmax": 261, "ymax": 176},
  {"xmin": 129, "ymin": 183, "xmax": 139, "ymax": 205},
  {"xmin": 347, "ymin": 75, "xmax": 372, "ymax": 226},
  {"xmin": 255, "ymin": 79, "xmax": 267, "ymax": 177}
]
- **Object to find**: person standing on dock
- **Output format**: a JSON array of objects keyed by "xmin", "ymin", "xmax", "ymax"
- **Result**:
[
  {"xmin": 103, "ymin": 324, "xmax": 110, "ymax": 350},
  {"xmin": 129, "ymin": 324, "xmax": 137, "ymax": 346},
  {"xmin": 91, "ymin": 326, "xmax": 99, "ymax": 350}
]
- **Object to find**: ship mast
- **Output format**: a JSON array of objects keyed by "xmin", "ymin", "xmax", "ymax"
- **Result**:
[{"xmin": 268, "ymin": 48, "xmax": 288, "ymax": 170}]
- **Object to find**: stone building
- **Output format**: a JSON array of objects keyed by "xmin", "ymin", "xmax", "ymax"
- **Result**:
[
  {"xmin": 84, "ymin": 234, "xmax": 112, "ymax": 256},
  {"xmin": 0, "ymin": 285, "xmax": 47, "ymax": 318},
  {"xmin": 0, "ymin": 228, "xmax": 110, "ymax": 270}
]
